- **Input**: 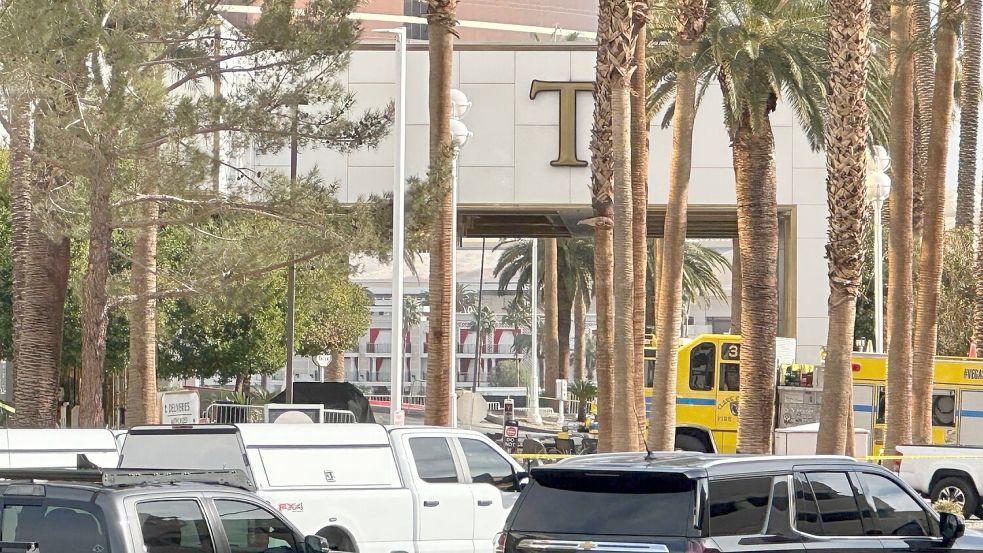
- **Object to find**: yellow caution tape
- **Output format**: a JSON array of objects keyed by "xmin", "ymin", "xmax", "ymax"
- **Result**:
[
  {"xmin": 0, "ymin": 402, "xmax": 15, "ymax": 414},
  {"xmin": 862, "ymin": 454, "xmax": 983, "ymax": 461}
]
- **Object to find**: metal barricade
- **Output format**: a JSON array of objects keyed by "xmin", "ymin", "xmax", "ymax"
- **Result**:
[
  {"xmin": 322, "ymin": 409, "xmax": 357, "ymax": 424},
  {"xmin": 203, "ymin": 403, "xmax": 265, "ymax": 424}
]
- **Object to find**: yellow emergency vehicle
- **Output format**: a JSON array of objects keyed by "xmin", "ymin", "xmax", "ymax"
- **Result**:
[{"xmin": 642, "ymin": 334, "xmax": 983, "ymax": 453}]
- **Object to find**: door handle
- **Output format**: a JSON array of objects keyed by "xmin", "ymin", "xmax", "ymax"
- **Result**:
[
  {"xmin": 477, "ymin": 500, "xmax": 493, "ymax": 507},
  {"xmin": 423, "ymin": 500, "xmax": 440, "ymax": 507}
]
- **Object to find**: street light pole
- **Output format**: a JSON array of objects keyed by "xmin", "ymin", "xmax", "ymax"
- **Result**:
[
  {"xmin": 448, "ymin": 91, "xmax": 471, "ymax": 428},
  {"xmin": 384, "ymin": 28, "xmax": 407, "ymax": 425},
  {"xmin": 866, "ymin": 145, "xmax": 891, "ymax": 354},
  {"xmin": 528, "ymin": 238, "xmax": 542, "ymax": 425},
  {"xmin": 285, "ymin": 103, "xmax": 299, "ymax": 404}
]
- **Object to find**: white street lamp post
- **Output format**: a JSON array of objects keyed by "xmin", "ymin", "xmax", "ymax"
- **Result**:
[
  {"xmin": 528, "ymin": 238, "xmax": 542, "ymax": 425},
  {"xmin": 448, "ymin": 90, "xmax": 472, "ymax": 428},
  {"xmin": 383, "ymin": 28, "xmax": 407, "ymax": 425},
  {"xmin": 866, "ymin": 145, "xmax": 891, "ymax": 354}
]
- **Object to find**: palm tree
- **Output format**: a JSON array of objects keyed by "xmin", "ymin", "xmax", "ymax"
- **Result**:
[
  {"xmin": 912, "ymin": 0, "xmax": 961, "ymax": 444},
  {"xmin": 884, "ymin": 0, "xmax": 916, "ymax": 458},
  {"xmin": 729, "ymin": 237, "xmax": 741, "ymax": 333},
  {"xmin": 8, "ymin": 100, "xmax": 69, "ymax": 429},
  {"xmin": 424, "ymin": 0, "xmax": 458, "ymax": 426},
  {"xmin": 589, "ymin": 0, "xmax": 616, "ymax": 452},
  {"xmin": 569, "ymin": 379, "xmax": 599, "ymax": 422},
  {"xmin": 494, "ymin": 239, "xmax": 595, "ymax": 385},
  {"xmin": 647, "ymin": 0, "xmax": 709, "ymax": 453},
  {"xmin": 502, "ymin": 295, "xmax": 531, "ymax": 350},
  {"xmin": 456, "ymin": 284, "xmax": 477, "ymax": 314},
  {"xmin": 631, "ymin": 0, "xmax": 652, "ymax": 441},
  {"xmin": 574, "ymin": 286, "xmax": 589, "ymax": 381},
  {"xmin": 956, "ymin": 0, "xmax": 981, "ymax": 228},
  {"xmin": 127, "ymin": 192, "xmax": 160, "ymax": 425},
  {"xmin": 816, "ymin": 0, "xmax": 871, "ymax": 455},
  {"xmin": 710, "ymin": 0, "xmax": 827, "ymax": 454},
  {"xmin": 912, "ymin": 0, "xmax": 934, "ymax": 236},
  {"xmin": 543, "ymin": 239, "xmax": 561, "ymax": 404},
  {"xmin": 468, "ymin": 305, "xmax": 498, "ymax": 386}
]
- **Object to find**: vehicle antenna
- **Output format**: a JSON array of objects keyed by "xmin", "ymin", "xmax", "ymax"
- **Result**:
[{"xmin": 630, "ymin": 397, "xmax": 656, "ymax": 461}]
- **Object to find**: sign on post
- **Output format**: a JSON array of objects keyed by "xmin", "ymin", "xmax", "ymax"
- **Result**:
[
  {"xmin": 556, "ymin": 379, "xmax": 568, "ymax": 421},
  {"xmin": 160, "ymin": 391, "xmax": 201, "ymax": 425},
  {"xmin": 504, "ymin": 398, "xmax": 515, "ymax": 421},
  {"xmin": 503, "ymin": 420, "xmax": 519, "ymax": 453}
]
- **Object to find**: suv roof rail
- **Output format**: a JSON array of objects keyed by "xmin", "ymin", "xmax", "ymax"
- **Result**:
[{"xmin": 0, "ymin": 456, "xmax": 255, "ymax": 492}]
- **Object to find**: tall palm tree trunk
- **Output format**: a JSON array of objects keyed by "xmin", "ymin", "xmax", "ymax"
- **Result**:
[
  {"xmin": 424, "ymin": 0, "xmax": 457, "ymax": 426},
  {"xmin": 730, "ymin": 237, "xmax": 742, "ymax": 334},
  {"xmin": 557, "ymin": 258, "xmax": 573, "ymax": 381},
  {"xmin": 885, "ymin": 0, "xmax": 916, "ymax": 457},
  {"xmin": 650, "ymin": 238, "xmax": 664, "ymax": 330},
  {"xmin": 574, "ymin": 285, "xmax": 588, "ymax": 381},
  {"xmin": 733, "ymin": 111, "xmax": 778, "ymax": 455},
  {"xmin": 327, "ymin": 349, "xmax": 346, "ymax": 382},
  {"xmin": 631, "ymin": 12, "xmax": 650, "ymax": 436},
  {"xmin": 79, "ymin": 161, "xmax": 114, "ymax": 428},
  {"xmin": 590, "ymin": 0, "xmax": 616, "ymax": 453},
  {"xmin": 126, "ymin": 197, "xmax": 160, "ymax": 426},
  {"xmin": 912, "ymin": 0, "xmax": 934, "ymax": 235},
  {"xmin": 544, "ymin": 238, "xmax": 561, "ymax": 404},
  {"xmin": 9, "ymin": 105, "xmax": 69, "ymax": 429},
  {"xmin": 817, "ymin": 0, "xmax": 870, "ymax": 455},
  {"xmin": 912, "ymin": 0, "xmax": 960, "ymax": 444},
  {"xmin": 957, "ymin": 0, "xmax": 981, "ymax": 228},
  {"xmin": 612, "ymin": 76, "xmax": 638, "ymax": 452},
  {"xmin": 648, "ymin": 0, "xmax": 706, "ymax": 449}
]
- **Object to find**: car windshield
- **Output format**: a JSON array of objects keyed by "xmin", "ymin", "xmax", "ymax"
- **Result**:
[
  {"xmin": 512, "ymin": 470, "xmax": 695, "ymax": 536},
  {"xmin": 0, "ymin": 499, "xmax": 111, "ymax": 553},
  {"xmin": 119, "ymin": 430, "xmax": 247, "ymax": 471}
]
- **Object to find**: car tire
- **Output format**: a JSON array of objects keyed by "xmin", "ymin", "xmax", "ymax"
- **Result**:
[
  {"xmin": 674, "ymin": 434, "xmax": 708, "ymax": 453},
  {"xmin": 318, "ymin": 528, "xmax": 357, "ymax": 553},
  {"xmin": 931, "ymin": 476, "xmax": 980, "ymax": 520}
]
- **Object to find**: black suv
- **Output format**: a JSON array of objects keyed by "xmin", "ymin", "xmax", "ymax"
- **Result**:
[
  {"xmin": 0, "ymin": 465, "xmax": 332, "ymax": 553},
  {"xmin": 499, "ymin": 453, "xmax": 983, "ymax": 553}
]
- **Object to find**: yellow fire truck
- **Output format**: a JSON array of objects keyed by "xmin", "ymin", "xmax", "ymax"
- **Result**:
[{"xmin": 643, "ymin": 334, "xmax": 983, "ymax": 453}]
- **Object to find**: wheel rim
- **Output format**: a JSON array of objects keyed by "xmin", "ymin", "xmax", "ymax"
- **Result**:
[{"xmin": 939, "ymin": 485, "xmax": 967, "ymax": 506}]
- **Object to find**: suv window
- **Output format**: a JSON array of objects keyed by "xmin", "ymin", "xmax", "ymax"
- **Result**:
[
  {"xmin": 511, "ymin": 471, "xmax": 694, "ymax": 536},
  {"xmin": 409, "ymin": 437, "xmax": 460, "ymax": 483},
  {"xmin": 137, "ymin": 500, "xmax": 215, "ymax": 553},
  {"xmin": 708, "ymin": 477, "xmax": 772, "ymax": 535},
  {"xmin": 857, "ymin": 472, "xmax": 933, "ymax": 537},
  {"xmin": 690, "ymin": 343, "xmax": 715, "ymax": 391},
  {"xmin": 795, "ymin": 472, "xmax": 864, "ymax": 537},
  {"xmin": 215, "ymin": 500, "xmax": 299, "ymax": 553},
  {"xmin": 0, "ymin": 501, "xmax": 110, "ymax": 553},
  {"xmin": 460, "ymin": 438, "xmax": 515, "ymax": 491}
]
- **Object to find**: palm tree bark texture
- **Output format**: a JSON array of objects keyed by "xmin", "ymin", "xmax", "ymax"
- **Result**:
[
  {"xmin": 607, "ymin": 0, "xmax": 643, "ymax": 452},
  {"xmin": 589, "ymin": 0, "xmax": 617, "ymax": 453},
  {"xmin": 424, "ymin": 0, "xmax": 457, "ymax": 427},
  {"xmin": 884, "ymin": 0, "xmax": 915, "ymax": 456},
  {"xmin": 911, "ymin": 0, "xmax": 934, "ymax": 235},
  {"xmin": 630, "ymin": 3, "xmax": 650, "ymax": 436},
  {"xmin": 733, "ymin": 100, "xmax": 779, "ymax": 455},
  {"xmin": 817, "ymin": 0, "xmax": 870, "ymax": 455},
  {"xmin": 912, "ymin": 0, "xmax": 961, "ymax": 444},
  {"xmin": 126, "ymin": 194, "xmax": 160, "ymax": 426},
  {"xmin": 649, "ymin": 0, "xmax": 707, "ymax": 451},
  {"xmin": 956, "ymin": 0, "xmax": 980, "ymax": 228},
  {"xmin": 543, "ymin": 238, "xmax": 561, "ymax": 405},
  {"xmin": 8, "ymin": 104, "xmax": 70, "ymax": 428}
]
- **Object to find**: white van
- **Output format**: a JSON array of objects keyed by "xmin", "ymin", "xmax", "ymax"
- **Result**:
[
  {"xmin": 0, "ymin": 428, "xmax": 120, "ymax": 468},
  {"xmin": 119, "ymin": 424, "xmax": 527, "ymax": 553}
]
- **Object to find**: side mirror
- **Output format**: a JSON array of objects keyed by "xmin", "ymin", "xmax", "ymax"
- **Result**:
[
  {"xmin": 940, "ymin": 512, "xmax": 965, "ymax": 547},
  {"xmin": 512, "ymin": 471, "xmax": 530, "ymax": 492},
  {"xmin": 305, "ymin": 535, "xmax": 331, "ymax": 553}
]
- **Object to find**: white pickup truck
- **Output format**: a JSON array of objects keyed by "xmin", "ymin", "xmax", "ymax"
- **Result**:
[
  {"xmin": 896, "ymin": 443, "xmax": 983, "ymax": 519},
  {"xmin": 119, "ymin": 423, "xmax": 527, "ymax": 553}
]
